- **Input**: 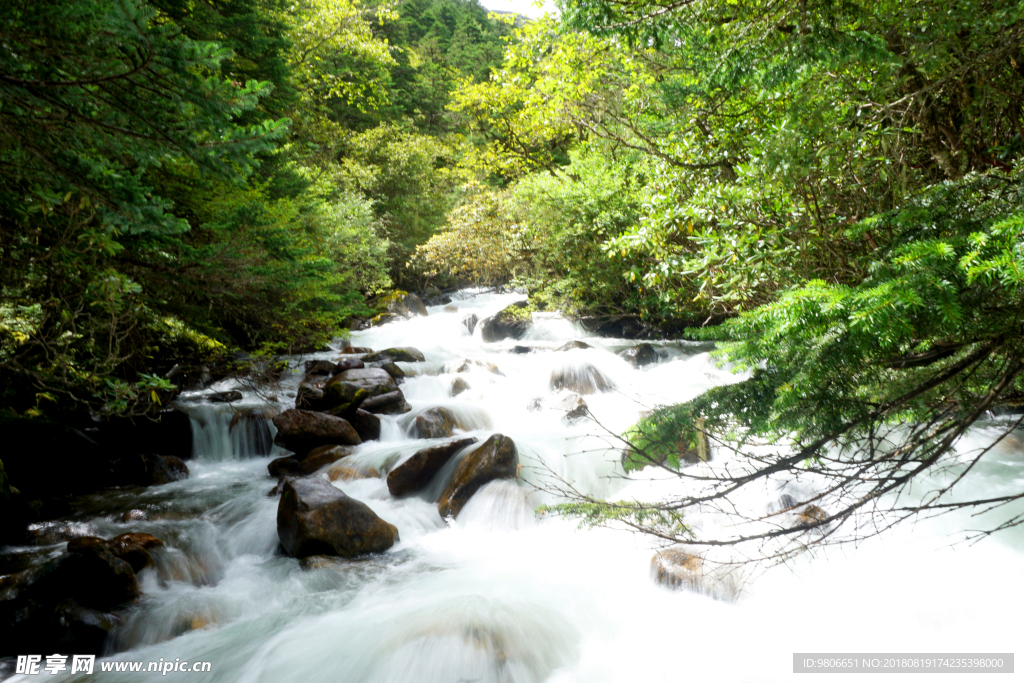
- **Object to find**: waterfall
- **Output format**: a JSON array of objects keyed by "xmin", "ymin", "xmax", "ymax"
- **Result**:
[{"xmin": 180, "ymin": 403, "xmax": 278, "ymax": 461}]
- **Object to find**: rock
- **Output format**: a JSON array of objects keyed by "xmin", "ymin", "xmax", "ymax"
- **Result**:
[
  {"xmin": 345, "ymin": 409, "xmax": 381, "ymax": 442},
  {"xmin": 557, "ymin": 340, "xmax": 592, "ymax": 351},
  {"xmin": 295, "ymin": 383, "xmax": 325, "ymax": 411},
  {"xmin": 65, "ymin": 536, "xmax": 107, "ymax": 553},
  {"xmin": 379, "ymin": 361, "xmax": 406, "ymax": 382},
  {"xmin": 387, "ymin": 437, "xmax": 479, "ymax": 497},
  {"xmin": 451, "ymin": 377, "xmax": 471, "ymax": 397},
  {"xmin": 130, "ymin": 453, "xmax": 189, "ymax": 485},
  {"xmin": 437, "ymin": 434, "xmax": 519, "ymax": 519},
  {"xmin": 304, "ymin": 360, "xmax": 338, "ymax": 376},
  {"xmin": 371, "ymin": 313, "xmax": 401, "ymax": 326},
  {"xmin": 650, "ymin": 547, "xmax": 741, "ymax": 601},
  {"xmin": 276, "ymin": 477, "xmax": 398, "ymax": 558},
  {"xmin": 479, "ymin": 302, "xmax": 532, "ymax": 342},
  {"xmin": 227, "ymin": 408, "xmax": 276, "ymax": 454},
  {"xmin": 341, "ymin": 346, "xmax": 373, "ymax": 354},
  {"xmin": 50, "ymin": 599, "xmax": 120, "ymax": 653},
  {"xmin": 559, "ymin": 394, "xmax": 589, "ymax": 424},
  {"xmin": 511, "ymin": 345, "xmax": 533, "ymax": 354},
  {"xmin": 322, "ymin": 382, "xmax": 373, "ymax": 411},
  {"xmin": 453, "ymin": 359, "xmax": 503, "ymax": 375},
  {"xmin": 796, "ymin": 505, "xmax": 828, "ymax": 527},
  {"xmin": 462, "ymin": 313, "xmax": 479, "ymax": 334},
  {"xmin": 272, "ymin": 409, "xmax": 362, "ymax": 452},
  {"xmin": 51, "ymin": 543, "xmax": 141, "ymax": 610},
  {"xmin": 361, "ymin": 390, "xmax": 408, "ymax": 413},
  {"xmin": 526, "ymin": 398, "xmax": 543, "ymax": 412},
  {"xmin": 208, "ymin": 390, "xmax": 243, "ymax": 403},
  {"xmin": 363, "ymin": 347, "xmax": 425, "ymax": 363},
  {"xmin": 109, "ymin": 533, "xmax": 163, "ymax": 551},
  {"xmin": 298, "ymin": 445, "xmax": 353, "ymax": 474},
  {"xmin": 413, "ymin": 407, "xmax": 459, "ymax": 439},
  {"xmin": 620, "ymin": 343, "xmax": 659, "ymax": 367},
  {"xmin": 384, "ymin": 291, "xmax": 429, "ymax": 318},
  {"xmin": 651, "ymin": 548, "xmax": 702, "ymax": 591},
  {"xmin": 580, "ymin": 315, "xmax": 647, "ymax": 338},
  {"xmin": 333, "ymin": 357, "xmax": 366, "ymax": 373},
  {"xmin": 329, "ymin": 367, "xmax": 398, "ymax": 393},
  {"xmin": 269, "ymin": 456, "xmax": 303, "ymax": 478},
  {"xmin": 325, "ymin": 464, "xmax": 380, "ymax": 482},
  {"xmin": 300, "ymin": 555, "xmax": 345, "ymax": 571},
  {"xmin": 375, "ymin": 400, "xmax": 413, "ymax": 415},
  {"xmin": 444, "ymin": 305, "xmax": 459, "ymax": 313},
  {"xmin": 549, "ymin": 363, "xmax": 615, "ymax": 394},
  {"xmin": 106, "ymin": 533, "xmax": 163, "ymax": 574}
]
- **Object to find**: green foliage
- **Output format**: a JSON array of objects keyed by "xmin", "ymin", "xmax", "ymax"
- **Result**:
[
  {"xmin": 340, "ymin": 123, "xmax": 461, "ymax": 278},
  {"xmin": 510, "ymin": 146, "xmax": 672, "ymax": 318},
  {"xmin": 410, "ymin": 189, "xmax": 526, "ymax": 284},
  {"xmin": 538, "ymin": 500, "xmax": 693, "ymax": 537},
  {"xmin": 688, "ymin": 169, "xmax": 1024, "ymax": 444}
]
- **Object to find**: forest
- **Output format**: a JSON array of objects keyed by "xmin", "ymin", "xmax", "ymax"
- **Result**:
[
  {"xmin": 1, "ymin": 0, "xmax": 1023, "ymax": 675},
  {"xmin": 3, "ymin": 0, "xmax": 1024, "ymax": 551}
]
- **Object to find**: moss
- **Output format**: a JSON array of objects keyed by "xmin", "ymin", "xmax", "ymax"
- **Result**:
[{"xmin": 375, "ymin": 290, "xmax": 409, "ymax": 313}]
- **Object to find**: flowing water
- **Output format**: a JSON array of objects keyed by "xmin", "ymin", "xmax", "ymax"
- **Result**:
[{"xmin": 5, "ymin": 289, "xmax": 1023, "ymax": 682}]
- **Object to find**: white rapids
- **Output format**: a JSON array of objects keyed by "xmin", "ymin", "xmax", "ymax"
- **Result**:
[{"xmin": 9, "ymin": 288, "xmax": 1024, "ymax": 682}]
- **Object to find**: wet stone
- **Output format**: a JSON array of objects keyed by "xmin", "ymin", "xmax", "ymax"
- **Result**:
[
  {"xmin": 437, "ymin": 434, "xmax": 519, "ymax": 519},
  {"xmin": 277, "ymin": 477, "xmax": 398, "ymax": 559}
]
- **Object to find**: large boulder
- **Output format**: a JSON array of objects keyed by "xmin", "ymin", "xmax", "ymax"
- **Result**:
[
  {"xmin": 106, "ymin": 533, "xmax": 163, "ymax": 574},
  {"xmin": 304, "ymin": 359, "xmax": 338, "ymax": 377},
  {"xmin": 39, "ymin": 542, "xmax": 142, "ymax": 611},
  {"xmin": 361, "ymin": 390, "xmax": 410, "ymax": 414},
  {"xmin": 383, "ymin": 291, "xmax": 429, "ymax": 318},
  {"xmin": 272, "ymin": 409, "xmax": 362, "ymax": 452},
  {"xmin": 268, "ymin": 456, "xmax": 303, "ymax": 478},
  {"xmin": 362, "ymin": 347, "xmax": 425, "ymax": 363},
  {"xmin": 345, "ymin": 409, "xmax": 381, "ymax": 442},
  {"xmin": 413, "ymin": 407, "xmax": 459, "ymax": 439},
  {"xmin": 549, "ymin": 363, "xmax": 615, "ymax": 394},
  {"xmin": 620, "ymin": 343, "xmax": 659, "ymax": 367},
  {"xmin": 295, "ymin": 383, "xmax": 326, "ymax": 411},
  {"xmin": 387, "ymin": 437, "xmax": 479, "ymax": 497},
  {"xmin": 437, "ymin": 434, "xmax": 519, "ymax": 519},
  {"xmin": 378, "ymin": 361, "xmax": 406, "ymax": 382},
  {"xmin": 479, "ymin": 302, "xmax": 532, "ymax": 342},
  {"xmin": 277, "ymin": 477, "xmax": 398, "ymax": 558},
  {"xmin": 371, "ymin": 313, "xmax": 401, "ymax": 327},
  {"xmin": 116, "ymin": 453, "xmax": 189, "ymax": 486},
  {"xmin": 298, "ymin": 445, "xmax": 353, "ymax": 474},
  {"xmin": 328, "ymin": 367, "xmax": 398, "ymax": 394}
]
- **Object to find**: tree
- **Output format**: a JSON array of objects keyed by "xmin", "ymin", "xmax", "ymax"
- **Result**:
[
  {"xmin": 526, "ymin": 0, "xmax": 1024, "ymax": 561},
  {"xmin": 0, "ymin": 0, "xmax": 289, "ymax": 415}
]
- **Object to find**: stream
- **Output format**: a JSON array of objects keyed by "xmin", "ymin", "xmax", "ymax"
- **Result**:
[{"xmin": 4, "ymin": 288, "xmax": 1023, "ymax": 682}]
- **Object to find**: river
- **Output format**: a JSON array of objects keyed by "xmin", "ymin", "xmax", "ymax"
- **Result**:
[{"xmin": 5, "ymin": 288, "xmax": 1023, "ymax": 682}]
